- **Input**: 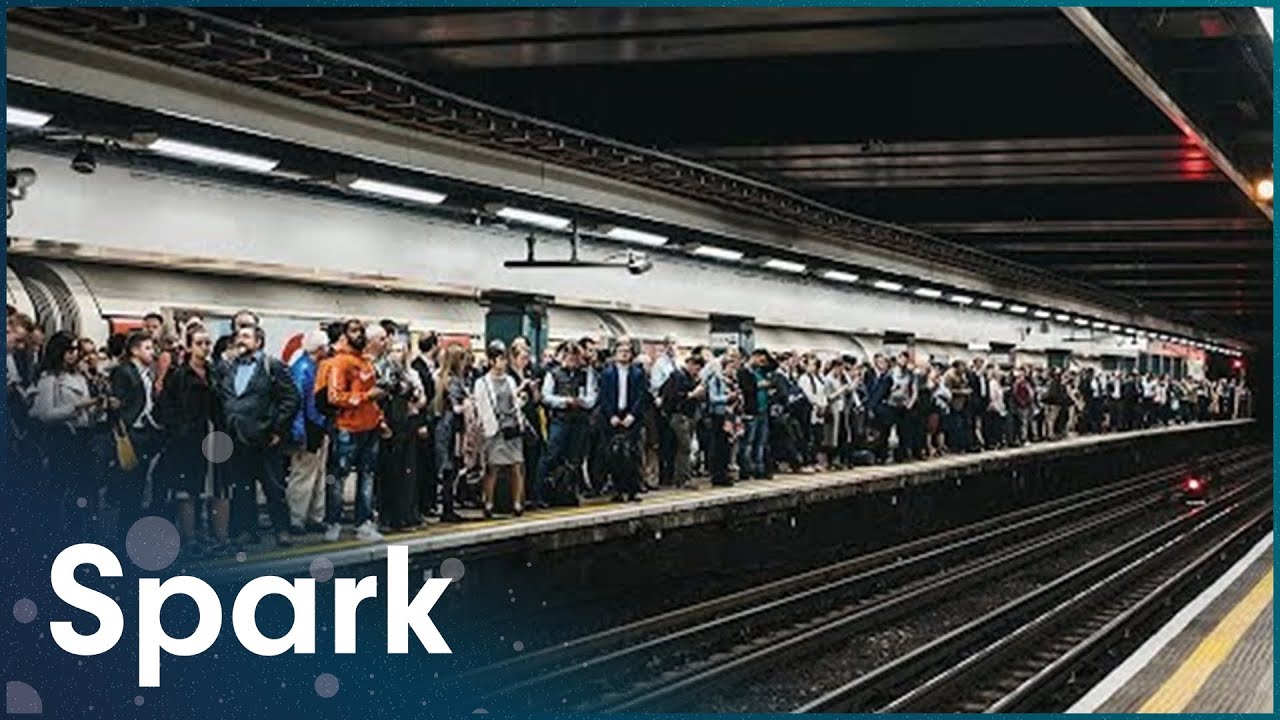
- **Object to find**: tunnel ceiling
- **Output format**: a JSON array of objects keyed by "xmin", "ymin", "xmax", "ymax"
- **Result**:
[{"xmin": 8, "ymin": 7, "xmax": 1273, "ymax": 345}]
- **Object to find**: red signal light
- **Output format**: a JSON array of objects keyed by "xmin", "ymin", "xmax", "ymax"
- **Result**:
[
  {"xmin": 1231, "ymin": 358, "xmax": 1244, "ymax": 370},
  {"xmin": 1186, "ymin": 478, "xmax": 1201, "ymax": 491}
]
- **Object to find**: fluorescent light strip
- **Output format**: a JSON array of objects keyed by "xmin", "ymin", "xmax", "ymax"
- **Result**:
[
  {"xmin": 1107, "ymin": 324, "xmax": 1120, "ymax": 332},
  {"xmin": 1073, "ymin": 317, "xmax": 1090, "ymax": 326},
  {"xmin": 348, "ymin": 178, "xmax": 446, "ymax": 205},
  {"xmin": 979, "ymin": 300, "xmax": 1003, "ymax": 310},
  {"xmin": 148, "ymin": 138, "xmax": 279, "ymax": 173},
  {"xmin": 764, "ymin": 258, "xmax": 807, "ymax": 273},
  {"xmin": 822, "ymin": 270, "xmax": 860, "ymax": 283},
  {"xmin": 1054, "ymin": 313, "xmax": 1071, "ymax": 322},
  {"xmin": 873, "ymin": 280, "xmax": 904, "ymax": 292},
  {"xmin": 496, "ymin": 206, "xmax": 571, "ymax": 230},
  {"xmin": 950, "ymin": 294, "xmax": 975, "ymax": 305},
  {"xmin": 692, "ymin": 244, "xmax": 744, "ymax": 261},
  {"xmin": 1008, "ymin": 304, "xmax": 1029, "ymax": 315},
  {"xmin": 605, "ymin": 227, "xmax": 668, "ymax": 247},
  {"xmin": 1033, "ymin": 310, "xmax": 1051, "ymax": 319},
  {"xmin": 914, "ymin": 288, "xmax": 943, "ymax": 299},
  {"xmin": 1091, "ymin": 321, "xmax": 1107, "ymax": 329},
  {"xmin": 7, "ymin": 106, "xmax": 51, "ymax": 128}
]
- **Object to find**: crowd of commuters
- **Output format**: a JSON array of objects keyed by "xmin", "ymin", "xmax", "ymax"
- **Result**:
[{"xmin": 5, "ymin": 306, "xmax": 1251, "ymax": 557}]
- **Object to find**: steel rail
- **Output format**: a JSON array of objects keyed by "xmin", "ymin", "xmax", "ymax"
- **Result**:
[
  {"xmin": 985, "ymin": 506, "xmax": 1272, "ymax": 712},
  {"xmin": 470, "ymin": 449, "xmax": 1258, "ymax": 705},
  {"xmin": 469, "ymin": 447, "xmax": 1254, "ymax": 689},
  {"xmin": 796, "ymin": 464, "xmax": 1270, "ymax": 713}
]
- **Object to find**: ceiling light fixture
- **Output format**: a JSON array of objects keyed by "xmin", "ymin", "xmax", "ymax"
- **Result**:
[
  {"xmin": 1054, "ymin": 313, "xmax": 1071, "ymax": 322},
  {"xmin": 1255, "ymin": 177, "xmax": 1274, "ymax": 202},
  {"xmin": 148, "ymin": 138, "xmax": 279, "ymax": 173},
  {"xmin": 496, "ymin": 206, "xmax": 572, "ymax": 230},
  {"xmin": 822, "ymin": 270, "xmax": 860, "ymax": 283},
  {"xmin": 605, "ymin": 226, "xmax": 668, "ymax": 247},
  {"xmin": 914, "ymin": 288, "xmax": 943, "ymax": 299},
  {"xmin": 950, "ymin": 294, "xmax": 975, "ymax": 305},
  {"xmin": 6, "ymin": 106, "xmax": 51, "ymax": 128},
  {"xmin": 979, "ymin": 300, "xmax": 1003, "ymax": 310},
  {"xmin": 348, "ymin": 178, "xmax": 446, "ymax": 205},
  {"xmin": 1008, "ymin": 304, "xmax": 1029, "ymax": 315},
  {"xmin": 764, "ymin": 258, "xmax": 807, "ymax": 273},
  {"xmin": 692, "ymin": 244, "xmax": 744, "ymax": 261},
  {"xmin": 873, "ymin": 280, "xmax": 904, "ymax": 292},
  {"xmin": 1033, "ymin": 310, "xmax": 1052, "ymax": 319}
]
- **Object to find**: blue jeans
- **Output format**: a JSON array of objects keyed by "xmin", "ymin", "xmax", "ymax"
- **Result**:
[
  {"xmin": 327, "ymin": 429, "xmax": 379, "ymax": 525},
  {"xmin": 737, "ymin": 415, "xmax": 768, "ymax": 478}
]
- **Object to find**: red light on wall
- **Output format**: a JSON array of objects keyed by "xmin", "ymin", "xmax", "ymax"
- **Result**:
[{"xmin": 1231, "ymin": 358, "xmax": 1244, "ymax": 370}]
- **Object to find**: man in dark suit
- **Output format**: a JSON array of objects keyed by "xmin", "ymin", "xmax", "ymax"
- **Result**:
[
  {"xmin": 410, "ymin": 333, "xmax": 438, "ymax": 517},
  {"xmin": 213, "ymin": 325, "xmax": 300, "ymax": 548},
  {"xmin": 596, "ymin": 336, "xmax": 647, "ymax": 501},
  {"xmin": 108, "ymin": 331, "xmax": 164, "ymax": 540},
  {"xmin": 967, "ymin": 356, "xmax": 991, "ymax": 451},
  {"xmin": 865, "ymin": 354, "xmax": 894, "ymax": 462}
]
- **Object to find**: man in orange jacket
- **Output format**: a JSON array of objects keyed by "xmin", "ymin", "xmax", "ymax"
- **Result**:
[{"xmin": 322, "ymin": 318, "xmax": 387, "ymax": 542}]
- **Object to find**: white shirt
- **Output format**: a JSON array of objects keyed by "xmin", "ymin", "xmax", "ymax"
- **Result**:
[
  {"xmin": 650, "ymin": 353, "xmax": 676, "ymax": 394},
  {"xmin": 617, "ymin": 363, "xmax": 629, "ymax": 412},
  {"xmin": 134, "ymin": 360, "xmax": 160, "ymax": 430}
]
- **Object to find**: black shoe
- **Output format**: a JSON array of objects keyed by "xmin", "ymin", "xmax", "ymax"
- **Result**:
[
  {"xmin": 289, "ymin": 524, "xmax": 307, "ymax": 536},
  {"xmin": 304, "ymin": 522, "xmax": 327, "ymax": 533},
  {"xmin": 513, "ymin": 505, "xmax": 524, "ymax": 517},
  {"xmin": 440, "ymin": 511, "xmax": 465, "ymax": 523},
  {"xmin": 711, "ymin": 479, "xmax": 735, "ymax": 487},
  {"xmin": 611, "ymin": 493, "xmax": 626, "ymax": 503},
  {"xmin": 627, "ymin": 494, "xmax": 642, "ymax": 503},
  {"xmin": 483, "ymin": 505, "xmax": 494, "ymax": 519}
]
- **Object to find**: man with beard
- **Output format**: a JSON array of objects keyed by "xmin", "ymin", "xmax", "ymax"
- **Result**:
[
  {"xmin": 213, "ymin": 325, "xmax": 299, "ymax": 549},
  {"xmin": 323, "ymin": 319, "xmax": 388, "ymax": 542}
]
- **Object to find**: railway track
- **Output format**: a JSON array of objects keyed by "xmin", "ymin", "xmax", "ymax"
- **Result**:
[
  {"xmin": 466, "ymin": 446, "xmax": 1268, "ymax": 712},
  {"xmin": 798, "ymin": 456, "xmax": 1272, "ymax": 713}
]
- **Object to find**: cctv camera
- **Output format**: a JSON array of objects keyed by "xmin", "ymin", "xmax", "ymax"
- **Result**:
[
  {"xmin": 7, "ymin": 167, "xmax": 37, "ymax": 191},
  {"xmin": 626, "ymin": 251, "xmax": 653, "ymax": 276},
  {"xmin": 71, "ymin": 148, "xmax": 97, "ymax": 175}
]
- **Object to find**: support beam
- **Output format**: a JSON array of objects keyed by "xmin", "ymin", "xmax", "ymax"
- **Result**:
[
  {"xmin": 914, "ymin": 218, "xmax": 1271, "ymax": 234},
  {"xmin": 982, "ymin": 239, "xmax": 1271, "ymax": 253},
  {"xmin": 1060, "ymin": 7, "xmax": 1272, "ymax": 221}
]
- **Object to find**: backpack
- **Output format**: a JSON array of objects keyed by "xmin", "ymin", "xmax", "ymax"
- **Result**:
[
  {"xmin": 313, "ymin": 359, "xmax": 337, "ymax": 421},
  {"xmin": 605, "ymin": 431, "xmax": 642, "ymax": 497},
  {"xmin": 543, "ymin": 461, "xmax": 582, "ymax": 507}
]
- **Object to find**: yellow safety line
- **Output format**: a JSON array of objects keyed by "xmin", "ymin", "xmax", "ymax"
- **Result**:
[{"xmin": 1138, "ymin": 568, "xmax": 1273, "ymax": 713}]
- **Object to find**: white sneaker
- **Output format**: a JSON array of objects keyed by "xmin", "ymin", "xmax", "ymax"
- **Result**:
[
  {"xmin": 323, "ymin": 523, "xmax": 342, "ymax": 542},
  {"xmin": 355, "ymin": 521, "xmax": 384, "ymax": 543}
]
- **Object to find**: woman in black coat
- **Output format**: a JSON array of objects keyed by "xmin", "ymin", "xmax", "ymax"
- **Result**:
[{"xmin": 155, "ymin": 327, "xmax": 219, "ymax": 553}]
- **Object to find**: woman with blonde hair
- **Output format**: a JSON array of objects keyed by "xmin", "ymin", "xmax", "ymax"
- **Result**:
[{"xmin": 432, "ymin": 343, "xmax": 471, "ymax": 522}]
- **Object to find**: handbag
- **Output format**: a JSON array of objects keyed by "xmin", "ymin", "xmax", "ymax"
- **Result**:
[
  {"xmin": 483, "ymin": 375, "xmax": 524, "ymax": 441},
  {"xmin": 113, "ymin": 420, "xmax": 139, "ymax": 472}
]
